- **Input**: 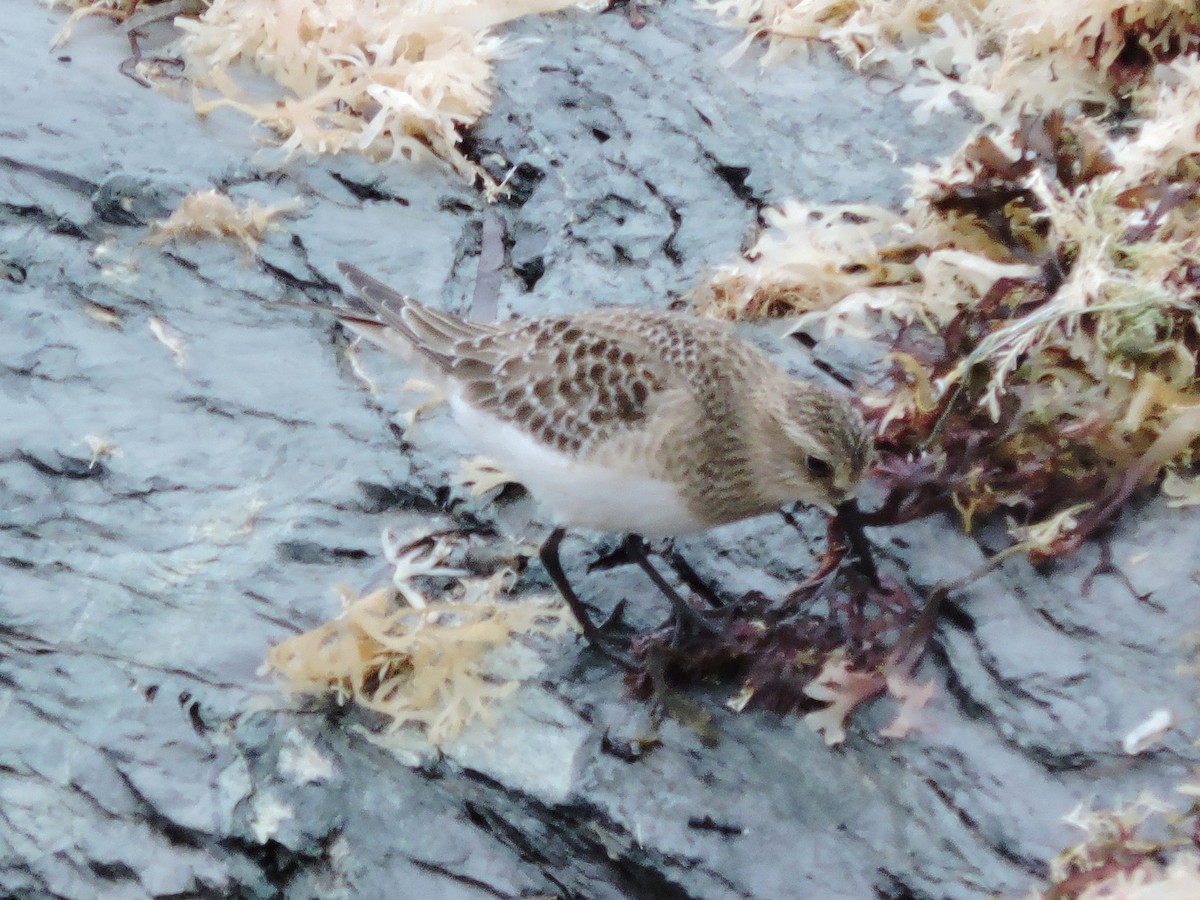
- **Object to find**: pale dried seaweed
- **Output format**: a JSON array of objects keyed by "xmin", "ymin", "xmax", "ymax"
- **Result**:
[
  {"xmin": 146, "ymin": 188, "xmax": 301, "ymax": 252},
  {"xmin": 43, "ymin": 0, "xmax": 181, "ymax": 43},
  {"xmin": 147, "ymin": 314, "xmax": 187, "ymax": 365},
  {"xmin": 801, "ymin": 649, "xmax": 887, "ymax": 745},
  {"xmin": 694, "ymin": 0, "xmax": 984, "ymax": 70},
  {"xmin": 682, "ymin": 18, "xmax": 1200, "ymax": 739},
  {"xmin": 698, "ymin": 0, "xmax": 1200, "ymax": 124},
  {"xmin": 699, "ymin": 78, "xmax": 1200, "ymax": 557},
  {"xmin": 178, "ymin": 0, "xmax": 501, "ymax": 177},
  {"xmin": 694, "ymin": 202, "xmax": 929, "ymax": 323},
  {"xmin": 1075, "ymin": 856, "xmax": 1200, "ymax": 900},
  {"xmin": 46, "ymin": 0, "xmax": 581, "ymax": 178},
  {"xmin": 265, "ymin": 569, "xmax": 572, "ymax": 743},
  {"xmin": 1042, "ymin": 785, "xmax": 1200, "ymax": 899},
  {"xmin": 1162, "ymin": 470, "xmax": 1200, "ymax": 507},
  {"xmin": 879, "ymin": 101, "xmax": 1200, "ymax": 556}
]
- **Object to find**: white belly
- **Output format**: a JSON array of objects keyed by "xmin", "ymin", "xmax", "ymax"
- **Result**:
[{"xmin": 450, "ymin": 400, "xmax": 700, "ymax": 536}]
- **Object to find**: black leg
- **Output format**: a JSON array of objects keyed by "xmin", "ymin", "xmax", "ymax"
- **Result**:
[
  {"xmin": 539, "ymin": 528, "xmax": 634, "ymax": 669},
  {"xmin": 623, "ymin": 535, "xmax": 721, "ymax": 637},
  {"xmin": 834, "ymin": 499, "xmax": 881, "ymax": 589},
  {"xmin": 663, "ymin": 547, "xmax": 723, "ymax": 609},
  {"xmin": 585, "ymin": 538, "xmax": 723, "ymax": 608}
]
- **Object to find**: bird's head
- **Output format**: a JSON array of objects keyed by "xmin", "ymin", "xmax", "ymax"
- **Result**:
[{"xmin": 755, "ymin": 382, "xmax": 874, "ymax": 514}]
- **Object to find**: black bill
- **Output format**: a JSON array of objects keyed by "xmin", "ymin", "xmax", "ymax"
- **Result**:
[{"xmin": 835, "ymin": 499, "xmax": 880, "ymax": 589}]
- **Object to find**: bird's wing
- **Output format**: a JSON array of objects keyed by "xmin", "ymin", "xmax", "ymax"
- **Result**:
[
  {"xmin": 448, "ymin": 312, "xmax": 680, "ymax": 455},
  {"xmin": 337, "ymin": 267, "xmax": 688, "ymax": 453}
]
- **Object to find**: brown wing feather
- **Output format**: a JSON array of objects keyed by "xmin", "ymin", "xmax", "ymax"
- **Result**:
[{"xmin": 453, "ymin": 314, "xmax": 674, "ymax": 455}]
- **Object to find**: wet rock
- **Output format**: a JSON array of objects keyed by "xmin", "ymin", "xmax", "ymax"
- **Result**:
[{"xmin": 3, "ymin": 4, "xmax": 1197, "ymax": 900}]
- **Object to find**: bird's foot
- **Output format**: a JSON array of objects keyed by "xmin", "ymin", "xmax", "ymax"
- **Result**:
[
  {"xmin": 540, "ymin": 528, "xmax": 637, "ymax": 670},
  {"xmin": 665, "ymin": 597, "xmax": 736, "ymax": 646}
]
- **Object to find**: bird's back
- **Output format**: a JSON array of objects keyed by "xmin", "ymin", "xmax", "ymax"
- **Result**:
[{"xmin": 339, "ymin": 262, "xmax": 770, "ymax": 460}]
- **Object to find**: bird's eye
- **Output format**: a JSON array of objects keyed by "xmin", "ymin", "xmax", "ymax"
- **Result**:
[{"xmin": 805, "ymin": 456, "xmax": 834, "ymax": 479}]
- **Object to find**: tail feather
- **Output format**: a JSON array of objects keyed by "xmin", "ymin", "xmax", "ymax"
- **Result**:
[
  {"xmin": 336, "ymin": 262, "xmax": 499, "ymax": 359},
  {"xmin": 336, "ymin": 263, "xmax": 422, "ymax": 339},
  {"xmin": 404, "ymin": 302, "xmax": 497, "ymax": 345}
]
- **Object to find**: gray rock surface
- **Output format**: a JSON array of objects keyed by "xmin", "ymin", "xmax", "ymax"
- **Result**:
[{"xmin": 3, "ymin": 3, "xmax": 1198, "ymax": 899}]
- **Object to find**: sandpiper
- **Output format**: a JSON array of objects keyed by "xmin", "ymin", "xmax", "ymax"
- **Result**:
[{"xmin": 330, "ymin": 263, "xmax": 875, "ymax": 660}]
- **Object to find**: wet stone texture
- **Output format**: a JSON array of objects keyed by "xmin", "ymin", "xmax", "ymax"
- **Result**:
[{"xmin": 2, "ymin": 3, "xmax": 1198, "ymax": 900}]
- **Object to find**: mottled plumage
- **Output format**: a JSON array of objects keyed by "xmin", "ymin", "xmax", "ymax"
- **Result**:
[{"xmin": 334, "ymin": 263, "xmax": 873, "ymax": 536}]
